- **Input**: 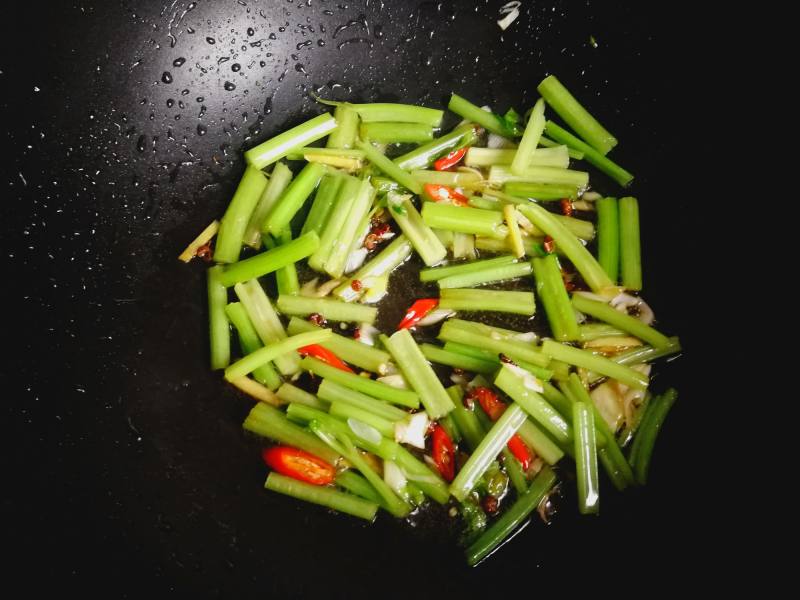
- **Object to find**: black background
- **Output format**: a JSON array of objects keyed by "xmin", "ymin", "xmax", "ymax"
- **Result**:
[{"xmin": 2, "ymin": 1, "xmax": 722, "ymax": 596}]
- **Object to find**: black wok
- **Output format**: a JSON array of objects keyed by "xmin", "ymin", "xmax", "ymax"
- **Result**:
[{"xmin": 3, "ymin": 1, "xmax": 718, "ymax": 595}]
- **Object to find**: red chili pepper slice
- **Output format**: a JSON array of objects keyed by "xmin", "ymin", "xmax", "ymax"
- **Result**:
[
  {"xmin": 423, "ymin": 183, "xmax": 469, "ymax": 206},
  {"xmin": 397, "ymin": 298, "xmax": 439, "ymax": 330},
  {"xmin": 543, "ymin": 235, "xmax": 556, "ymax": 254},
  {"xmin": 431, "ymin": 424, "xmax": 455, "ymax": 482},
  {"xmin": 262, "ymin": 446, "xmax": 336, "ymax": 485},
  {"xmin": 560, "ymin": 198, "xmax": 574, "ymax": 216},
  {"xmin": 298, "ymin": 344, "xmax": 354, "ymax": 373},
  {"xmin": 506, "ymin": 435, "xmax": 534, "ymax": 471},
  {"xmin": 469, "ymin": 386, "xmax": 507, "ymax": 421},
  {"xmin": 433, "ymin": 147, "xmax": 468, "ymax": 171}
]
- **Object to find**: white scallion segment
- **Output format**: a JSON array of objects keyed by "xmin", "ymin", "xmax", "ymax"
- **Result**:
[
  {"xmin": 347, "ymin": 418, "xmax": 383, "ymax": 446},
  {"xmin": 178, "ymin": 220, "xmax": 220, "ymax": 262},
  {"xmin": 449, "ymin": 403, "xmax": 528, "ymax": 501}
]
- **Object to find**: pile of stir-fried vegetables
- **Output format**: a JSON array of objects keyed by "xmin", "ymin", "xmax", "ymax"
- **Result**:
[{"xmin": 180, "ymin": 74, "xmax": 680, "ymax": 565}]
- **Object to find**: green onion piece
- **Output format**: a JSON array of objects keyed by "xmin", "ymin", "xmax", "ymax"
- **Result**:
[
  {"xmin": 316, "ymin": 379, "xmax": 408, "ymax": 421},
  {"xmin": 474, "ymin": 235, "xmax": 546, "ymax": 256},
  {"xmin": 450, "ymin": 404, "xmax": 528, "ymax": 501},
  {"xmin": 516, "ymin": 419, "xmax": 564, "ymax": 465},
  {"xmin": 264, "ymin": 472, "xmax": 378, "ymax": 522},
  {"xmin": 272, "ymin": 230, "xmax": 300, "ymax": 295},
  {"xmin": 421, "ymin": 203, "xmax": 508, "ymax": 240},
  {"xmin": 234, "ymin": 279, "xmax": 300, "ymax": 376},
  {"xmin": 287, "ymin": 318, "xmax": 391, "ymax": 374},
  {"xmin": 214, "ymin": 166, "xmax": 268, "ymax": 263},
  {"xmin": 619, "ymin": 196, "xmax": 642, "ymax": 291},
  {"xmin": 438, "ymin": 319, "xmax": 549, "ymax": 368},
  {"xmin": 245, "ymin": 112, "xmax": 338, "ymax": 169},
  {"xmin": 327, "ymin": 104, "xmax": 360, "ymax": 149},
  {"xmin": 439, "ymin": 288, "xmax": 536, "ymax": 316},
  {"xmin": 537, "ymin": 75, "xmax": 617, "ymax": 155},
  {"xmin": 411, "ymin": 170, "xmax": 483, "ymax": 188},
  {"xmin": 465, "ymin": 146, "xmax": 569, "ymax": 169},
  {"xmin": 383, "ymin": 329, "xmax": 455, "ymax": 420},
  {"xmin": 301, "ymin": 356, "xmax": 419, "ymax": 409},
  {"xmin": 420, "ymin": 255, "xmax": 517, "ymax": 282},
  {"xmin": 517, "ymin": 203, "xmax": 614, "ymax": 294},
  {"xmin": 437, "ymin": 261, "xmax": 532, "ymax": 289},
  {"xmin": 447, "ymin": 93, "xmax": 517, "ymax": 138},
  {"xmin": 276, "ymin": 295, "xmax": 377, "ymax": 324},
  {"xmin": 394, "ymin": 124, "xmax": 479, "ymax": 171},
  {"xmin": 502, "ymin": 447, "xmax": 528, "ymax": 495},
  {"xmin": 355, "ymin": 140, "xmax": 422, "ymax": 194},
  {"xmin": 420, "ymin": 343, "xmax": 497, "ymax": 374},
  {"xmin": 541, "ymin": 340, "xmax": 648, "ymax": 390},
  {"xmin": 349, "ymin": 103, "xmax": 443, "ymax": 126},
  {"xmin": 323, "ymin": 179, "xmax": 375, "ymax": 278},
  {"xmin": 539, "ymin": 135, "xmax": 584, "ymax": 159},
  {"xmin": 208, "ymin": 266, "xmax": 231, "ymax": 370},
  {"xmin": 579, "ymin": 323, "xmax": 627, "ymax": 341},
  {"xmin": 308, "ymin": 175, "xmax": 360, "ymax": 272},
  {"xmin": 443, "ymin": 342, "xmax": 553, "ymax": 381},
  {"xmin": 571, "ymin": 294, "xmax": 671, "ymax": 349},
  {"xmin": 328, "ymin": 401, "xmax": 395, "ymax": 438},
  {"xmin": 371, "ymin": 177, "xmax": 401, "ymax": 194},
  {"xmin": 245, "ymin": 162, "xmax": 293, "ymax": 248},
  {"xmin": 301, "ymin": 173, "xmax": 343, "ymax": 237},
  {"xmin": 503, "ymin": 181, "xmax": 578, "ymax": 201},
  {"xmin": 244, "ymin": 402, "xmax": 339, "ymax": 464},
  {"xmin": 335, "ymin": 235, "xmax": 413, "ymax": 301},
  {"xmin": 389, "ymin": 194, "xmax": 447, "ymax": 266},
  {"xmin": 360, "ymin": 122, "xmax": 434, "ymax": 144},
  {"xmin": 494, "ymin": 364, "xmax": 571, "ymax": 444},
  {"xmin": 573, "ymin": 402, "xmax": 600, "ymax": 514},
  {"xmin": 511, "ymin": 98, "xmax": 546, "ymax": 175},
  {"xmin": 489, "ymin": 165, "xmax": 589, "ymax": 189},
  {"xmin": 276, "ymin": 382, "xmax": 327, "ymax": 410},
  {"xmin": 544, "ymin": 120, "xmax": 633, "ymax": 187},
  {"xmin": 263, "ymin": 162, "xmax": 325, "ymax": 235},
  {"xmin": 595, "ymin": 197, "xmax": 620, "ymax": 282},
  {"xmin": 335, "ymin": 470, "xmax": 385, "ymax": 506},
  {"xmin": 532, "ymin": 254, "xmax": 580, "ymax": 341},
  {"xmin": 465, "ymin": 467, "xmax": 557, "ymax": 566},
  {"xmin": 447, "ymin": 386, "xmax": 486, "ymax": 451},
  {"xmin": 226, "ymin": 302, "xmax": 282, "ymax": 389},
  {"xmin": 225, "ymin": 329, "xmax": 332, "ymax": 381},
  {"xmin": 219, "ymin": 232, "xmax": 320, "ymax": 287},
  {"xmin": 629, "ymin": 388, "xmax": 677, "ymax": 484}
]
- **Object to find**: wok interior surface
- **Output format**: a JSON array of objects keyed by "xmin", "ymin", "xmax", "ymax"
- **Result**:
[{"xmin": 2, "ymin": 0, "xmax": 721, "ymax": 595}]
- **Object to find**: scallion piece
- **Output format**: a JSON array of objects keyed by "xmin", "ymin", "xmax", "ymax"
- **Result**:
[
  {"xmin": 516, "ymin": 419, "xmax": 564, "ymax": 465},
  {"xmin": 301, "ymin": 356, "xmax": 420, "ymax": 408},
  {"xmin": 438, "ymin": 319, "xmax": 549, "ymax": 368},
  {"xmin": 271, "ymin": 230, "xmax": 300, "ymax": 295},
  {"xmin": 532, "ymin": 254, "xmax": 580, "ymax": 341},
  {"xmin": 214, "ymin": 166, "xmax": 268, "ymax": 263},
  {"xmin": 244, "ymin": 162, "xmax": 293, "ymax": 248},
  {"xmin": 244, "ymin": 402, "xmax": 339, "ymax": 464},
  {"xmin": 544, "ymin": 120, "xmax": 633, "ymax": 187},
  {"xmin": 595, "ymin": 197, "xmax": 620, "ymax": 282},
  {"xmin": 225, "ymin": 302, "xmax": 282, "ymax": 389},
  {"xmin": 334, "ymin": 235, "xmax": 413, "ymax": 302},
  {"xmin": 517, "ymin": 203, "xmax": 614, "ymax": 294},
  {"xmin": 245, "ymin": 112, "xmax": 338, "ymax": 169},
  {"xmin": 446, "ymin": 386, "xmax": 486, "ymax": 451},
  {"xmin": 208, "ymin": 266, "xmax": 231, "ymax": 370},
  {"xmin": 349, "ymin": 103, "xmax": 443, "ymax": 126},
  {"xmin": 265, "ymin": 472, "xmax": 378, "ymax": 522},
  {"xmin": 511, "ymin": 98, "xmax": 546, "ymax": 175},
  {"xmin": 572, "ymin": 401, "xmax": 600, "ymax": 514},
  {"xmin": 360, "ymin": 122, "xmax": 434, "ymax": 144},
  {"xmin": 389, "ymin": 194, "xmax": 447, "ymax": 266},
  {"xmin": 448, "ymin": 93, "xmax": 517, "ymax": 138},
  {"xmin": 450, "ymin": 403, "xmax": 528, "ymax": 501},
  {"xmin": 219, "ymin": 232, "xmax": 320, "ymax": 287},
  {"xmin": 355, "ymin": 139, "xmax": 422, "ymax": 194},
  {"xmin": 316, "ymin": 380, "xmax": 407, "ymax": 421},
  {"xmin": 327, "ymin": 104, "xmax": 360, "ymax": 149},
  {"xmin": 541, "ymin": 339, "xmax": 648, "ymax": 390},
  {"xmin": 412, "ymin": 169, "xmax": 483, "ymax": 188},
  {"xmin": 301, "ymin": 174, "xmax": 343, "ymax": 237},
  {"xmin": 394, "ymin": 123, "xmax": 479, "ymax": 171},
  {"xmin": 503, "ymin": 181, "xmax": 579, "ymax": 201},
  {"xmin": 465, "ymin": 466, "xmax": 557, "ymax": 566},
  {"xmin": 276, "ymin": 382, "xmax": 327, "ymax": 410},
  {"xmin": 263, "ymin": 162, "xmax": 325, "ymax": 236},
  {"xmin": 465, "ymin": 146, "xmax": 570, "ymax": 169},
  {"xmin": 335, "ymin": 470, "xmax": 385, "ymax": 507},
  {"xmin": 437, "ymin": 261, "xmax": 532, "ymax": 289},
  {"xmin": 439, "ymin": 288, "xmax": 536, "ymax": 316},
  {"xmin": 421, "ymin": 203, "xmax": 508, "ymax": 240},
  {"xmin": 537, "ymin": 75, "xmax": 617, "ymax": 155},
  {"xmin": 539, "ymin": 135, "xmax": 584, "ymax": 159},
  {"xmin": 420, "ymin": 255, "xmax": 517, "ymax": 282},
  {"xmin": 328, "ymin": 401, "xmax": 395, "ymax": 438},
  {"xmin": 420, "ymin": 343, "xmax": 498, "ymax": 374},
  {"xmin": 571, "ymin": 294, "xmax": 671, "ymax": 349},
  {"xmin": 383, "ymin": 329, "xmax": 455, "ymax": 419},
  {"xmin": 224, "ymin": 329, "xmax": 332, "ymax": 381},
  {"xmin": 619, "ymin": 196, "xmax": 642, "ymax": 291},
  {"xmin": 629, "ymin": 388, "xmax": 677, "ymax": 484},
  {"xmin": 442, "ymin": 342, "xmax": 553, "ymax": 381},
  {"xmin": 287, "ymin": 318, "xmax": 391, "ymax": 374},
  {"xmin": 489, "ymin": 165, "xmax": 589, "ymax": 189},
  {"xmin": 323, "ymin": 179, "xmax": 375, "ymax": 278},
  {"xmin": 276, "ymin": 295, "xmax": 377, "ymax": 324},
  {"xmin": 502, "ymin": 447, "xmax": 528, "ymax": 495}
]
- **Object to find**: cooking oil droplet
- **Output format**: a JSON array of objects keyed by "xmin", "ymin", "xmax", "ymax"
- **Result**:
[
  {"xmin": 181, "ymin": 89, "xmax": 189, "ymax": 96},
  {"xmin": 317, "ymin": 39, "xmax": 325, "ymax": 47},
  {"xmin": 162, "ymin": 71, "xmax": 173, "ymax": 84},
  {"xmin": 296, "ymin": 40, "xmax": 312, "ymax": 50},
  {"xmin": 247, "ymin": 27, "xmax": 255, "ymax": 36},
  {"xmin": 259, "ymin": 60, "xmax": 267, "ymax": 67},
  {"xmin": 136, "ymin": 135, "xmax": 147, "ymax": 153},
  {"xmin": 173, "ymin": 57, "xmax": 186, "ymax": 67},
  {"xmin": 268, "ymin": 33, "xmax": 277, "ymax": 40},
  {"xmin": 166, "ymin": 98, "xmax": 175, "ymax": 108},
  {"xmin": 224, "ymin": 81, "xmax": 236, "ymax": 91},
  {"xmin": 295, "ymin": 63, "xmax": 307, "ymax": 76},
  {"xmin": 206, "ymin": 36, "xmax": 216, "ymax": 44},
  {"xmin": 231, "ymin": 63, "xmax": 241, "ymax": 72},
  {"xmin": 197, "ymin": 123, "xmax": 207, "ymax": 136},
  {"xmin": 374, "ymin": 24, "xmax": 383, "ymax": 38}
]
